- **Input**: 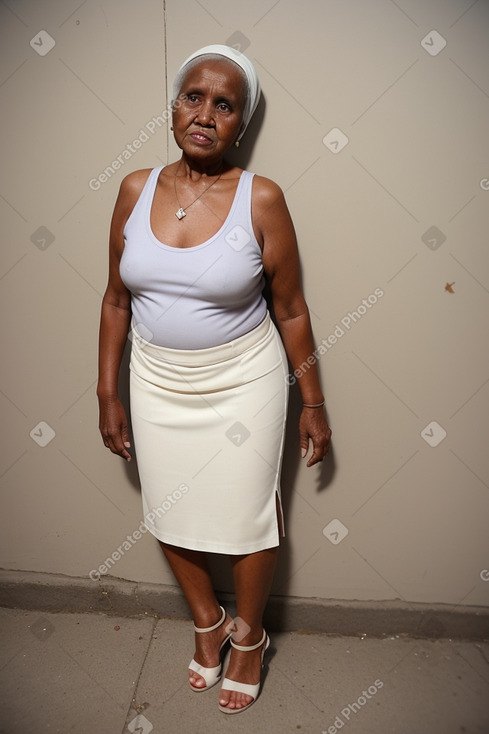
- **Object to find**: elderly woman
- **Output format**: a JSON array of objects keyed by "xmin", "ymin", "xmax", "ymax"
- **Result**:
[{"xmin": 97, "ymin": 44, "xmax": 331, "ymax": 714}]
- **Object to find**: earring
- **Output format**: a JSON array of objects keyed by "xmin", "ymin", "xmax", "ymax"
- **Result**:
[
  {"xmin": 234, "ymin": 140, "xmax": 240, "ymax": 148},
  {"xmin": 170, "ymin": 126, "xmax": 174, "ymax": 130}
]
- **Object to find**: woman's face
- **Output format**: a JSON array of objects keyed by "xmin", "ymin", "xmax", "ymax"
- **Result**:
[{"xmin": 172, "ymin": 59, "xmax": 247, "ymax": 163}]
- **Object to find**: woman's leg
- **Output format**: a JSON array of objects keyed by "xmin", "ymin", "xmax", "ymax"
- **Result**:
[
  {"xmin": 219, "ymin": 546, "xmax": 279, "ymax": 711},
  {"xmin": 159, "ymin": 542, "xmax": 233, "ymax": 689}
]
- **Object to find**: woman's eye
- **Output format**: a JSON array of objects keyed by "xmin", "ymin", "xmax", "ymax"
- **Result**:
[{"xmin": 217, "ymin": 103, "xmax": 230, "ymax": 112}]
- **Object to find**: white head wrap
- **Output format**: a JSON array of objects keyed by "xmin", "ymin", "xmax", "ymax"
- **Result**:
[{"xmin": 172, "ymin": 44, "xmax": 261, "ymax": 141}]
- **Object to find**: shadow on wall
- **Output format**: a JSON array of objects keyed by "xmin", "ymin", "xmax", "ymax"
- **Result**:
[{"xmin": 226, "ymin": 93, "xmax": 266, "ymax": 171}]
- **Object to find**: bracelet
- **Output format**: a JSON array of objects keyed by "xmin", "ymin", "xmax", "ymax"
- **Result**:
[{"xmin": 303, "ymin": 401, "xmax": 325, "ymax": 409}]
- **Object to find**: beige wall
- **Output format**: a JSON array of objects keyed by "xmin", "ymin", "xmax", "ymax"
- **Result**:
[{"xmin": 1, "ymin": 0, "xmax": 488, "ymax": 609}]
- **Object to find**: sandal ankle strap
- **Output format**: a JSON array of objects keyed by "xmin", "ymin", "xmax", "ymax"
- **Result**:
[
  {"xmin": 193, "ymin": 605, "xmax": 226, "ymax": 633},
  {"xmin": 230, "ymin": 628, "xmax": 266, "ymax": 651}
]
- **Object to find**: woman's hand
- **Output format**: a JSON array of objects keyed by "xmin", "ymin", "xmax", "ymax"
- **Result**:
[
  {"xmin": 299, "ymin": 407, "xmax": 332, "ymax": 467},
  {"xmin": 98, "ymin": 395, "xmax": 132, "ymax": 461}
]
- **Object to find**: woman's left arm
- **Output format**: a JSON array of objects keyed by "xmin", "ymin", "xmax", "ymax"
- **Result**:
[{"xmin": 253, "ymin": 176, "xmax": 332, "ymax": 466}]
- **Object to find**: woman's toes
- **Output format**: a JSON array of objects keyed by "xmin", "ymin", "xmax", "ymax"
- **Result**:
[
  {"xmin": 234, "ymin": 692, "xmax": 253, "ymax": 709},
  {"xmin": 219, "ymin": 690, "xmax": 231, "ymax": 708},
  {"xmin": 219, "ymin": 691, "xmax": 253, "ymax": 710},
  {"xmin": 189, "ymin": 671, "xmax": 206, "ymax": 688},
  {"xmin": 219, "ymin": 690, "xmax": 238, "ymax": 709}
]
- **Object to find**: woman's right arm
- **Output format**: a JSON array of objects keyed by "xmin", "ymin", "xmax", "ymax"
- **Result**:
[{"xmin": 97, "ymin": 169, "xmax": 151, "ymax": 461}]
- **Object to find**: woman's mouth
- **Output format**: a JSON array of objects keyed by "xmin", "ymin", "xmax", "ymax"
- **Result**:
[{"xmin": 189, "ymin": 131, "xmax": 213, "ymax": 145}]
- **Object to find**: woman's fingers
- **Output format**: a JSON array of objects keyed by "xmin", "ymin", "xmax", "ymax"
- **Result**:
[
  {"xmin": 110, "ymin": 427, "xmax": 131, "ymax": 460},
  {"xmin": 121, "ymin": 423, "xmax": 132, "ymax": 459},
  {"xmin": 306, "ymin": 437, "xmax": 329, "ymax": 467},
  {"xmin": 104, "ymin": 432, "xmax": 131, "ymax": 461},
  {"xmin": 99, "ymin": 399, "xmax": 132, "ymax": 461},
  {"xmin": 102, "ymin": 428, "xmax": 131, "ymax": 461},
  {"xmin": 299, "ymin": 410, "xmax": 332, "ymax": 467}
]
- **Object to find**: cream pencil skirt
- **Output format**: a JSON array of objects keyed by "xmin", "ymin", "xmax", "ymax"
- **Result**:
[{"xmin": 129, "ymin": 312, "xmax": 289, "ymax": 554}]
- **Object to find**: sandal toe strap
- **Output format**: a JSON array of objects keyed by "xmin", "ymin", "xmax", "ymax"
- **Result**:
[
  {"xmin": 220, "ymin": 677, "xmax": 259, "ymax": 699},
  {"xmin": 189, "ymin": 658, "xmax": 221, "ymax": 684}
]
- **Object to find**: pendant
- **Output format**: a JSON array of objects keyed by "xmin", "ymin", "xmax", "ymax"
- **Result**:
[{"xmin": 176, "ymin": 207, "xmax": 186, "ymax": 220}]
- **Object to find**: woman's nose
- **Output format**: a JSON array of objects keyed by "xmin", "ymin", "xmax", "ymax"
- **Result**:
[{"xmin": 195, "ymin": 100, "xmax": 214, "ymax": 125}]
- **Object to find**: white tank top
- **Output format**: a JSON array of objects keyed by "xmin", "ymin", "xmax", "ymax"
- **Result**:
[{"xmin": 120, "ymin": 166, "xmax": 267, "ymax": 349}]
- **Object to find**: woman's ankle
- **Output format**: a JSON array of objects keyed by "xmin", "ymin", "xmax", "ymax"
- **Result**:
[
  {"xmin": 230, "ymin": 624, "xmax": 264, "ymax": 647},
  {"xmin": 193, "ymin": 603, "xmax": 225, "ymax": 630}
]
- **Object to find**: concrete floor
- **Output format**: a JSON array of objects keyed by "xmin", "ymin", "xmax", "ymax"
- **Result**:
[{"xmin": 0, "ymin": 606, "xmax": 488, "ymax": 734}]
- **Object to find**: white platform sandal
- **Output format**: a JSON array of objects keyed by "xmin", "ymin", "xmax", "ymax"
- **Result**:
[
  {"xmin": 218, "ymin": 629, "xmax": 270, "ymax": 714},
  {"xmin": 188, "ymin": 605, "xmax": 232, "ymax": 692}
]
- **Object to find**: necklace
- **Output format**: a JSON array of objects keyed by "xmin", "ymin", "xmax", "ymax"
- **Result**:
[{"xmin": 174, "ymin": 164, "xmax": 224, "ymax": 220}]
